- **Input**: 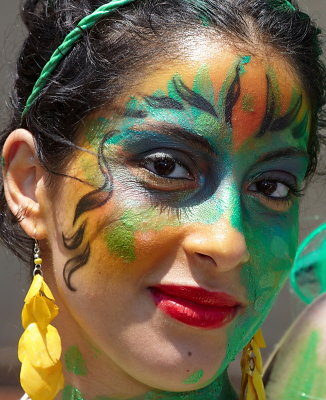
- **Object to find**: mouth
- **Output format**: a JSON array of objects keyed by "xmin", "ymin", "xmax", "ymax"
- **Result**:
[{"xmin": 149, "ymin": 285, "xmax": 241, "ymax": 329}]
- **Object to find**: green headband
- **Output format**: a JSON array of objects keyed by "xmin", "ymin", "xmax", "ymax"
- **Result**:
[{"xmin": 22, "ymin": 0, "xmax": 136, "ymax": 116}]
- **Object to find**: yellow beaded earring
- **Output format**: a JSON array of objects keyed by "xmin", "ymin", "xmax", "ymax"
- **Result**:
[
  {"xmin": 18, "ymin": 240, "xmax": 64, "ymax": 400},
  {"xmin": 240, "ymin": 329, "xmax": 266, "ymax": 400}
]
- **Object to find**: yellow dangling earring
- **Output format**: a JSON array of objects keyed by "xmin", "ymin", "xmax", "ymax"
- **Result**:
[
  {"xmin": 240, "ymin": 329, "xmax": 266, "ymax": 400},
  {"xmin": 18, "ymin": 240, "xmax": 64, "ymax": 400}
]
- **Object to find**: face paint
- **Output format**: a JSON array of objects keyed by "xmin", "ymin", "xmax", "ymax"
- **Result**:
[
  {"xmin": 104, "ymin": 209, "xmax": 180, "ymax": 263},
  {"xmin": 183, "ymin": 370, "xmax": 204, "ymax": 385},
  {"xmin": 242, "ymin": 93, "xmax": 255, "ymax": 113},
  {"xmin": 64, "ymin": 346, "xmax": 87, "ymax": 376},
  {"xmin": 280, "ymin": 330, "xmax": 326, "ymax": 398},
  {"xmin": 266, "ymin": 328, "xmax": 326, "ymax": 399},
  {"xmin": 62, "ymin": 385, "xmax": 85, "ymax": 400},
  {"xmin": 51, "ymin": 47, "xmax": 311, "ymax": 399}
]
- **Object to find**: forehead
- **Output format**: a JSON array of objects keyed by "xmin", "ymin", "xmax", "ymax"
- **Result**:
[
  {"xmin": 137, "ymin": 45, "xmax": 301, "ymax": 101},
  {"xmin": 116, "ymin": 45, "xmax": 310, "ymax": 151}
]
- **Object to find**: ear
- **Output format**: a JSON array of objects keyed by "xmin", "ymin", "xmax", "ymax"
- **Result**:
[{"xmin": 2, "ymin": 129, "xmax": 48, "ymax": 240}]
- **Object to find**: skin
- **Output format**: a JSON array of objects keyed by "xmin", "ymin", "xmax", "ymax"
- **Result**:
[
  {"xmin": 3, "ymin": 41, "xmax": 310, "ymax": 399},
  {"xmin": 265, "ymin": 294, "xmax": 326, "ymax": 399}
]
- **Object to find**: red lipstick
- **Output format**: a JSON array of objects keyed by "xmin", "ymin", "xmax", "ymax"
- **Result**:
[{"xmin": 150, "ymin": 285, "xmax": 240, "ymax": 329}]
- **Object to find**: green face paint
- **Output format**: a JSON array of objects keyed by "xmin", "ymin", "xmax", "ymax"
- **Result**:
[
  {"xmin": 266, "ymin": 329, "xmax": 326, "ymax": 399},
  {"xmin": 64, "ymin": 346, "xmax": 88, "ymax": 376},
  {"xmin": 62, "ymin": 385, "xmax": 85, "ymax": 400},
  {"xmin": 84, "ymin": 117, "xmax": 111, "ymax": 147},
  {"xmin": 104, "ymin": 209, "xmax": 180, "ymax": 262},
  {"xmin": 281, "ymin": 330, "xmax": 326, "ymax": 398},
  {"xmin": 183, "ymin": 369, "xmax": 204, "ymax": 385},
  {"xmin": 242, "ymin": 93, "xmax": 255, "ymax": 112}
]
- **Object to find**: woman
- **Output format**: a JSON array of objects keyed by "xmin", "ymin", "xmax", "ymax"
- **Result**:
[{"xmin": 0, "ymin": 0, "xmax": 325, "ymax": 399}]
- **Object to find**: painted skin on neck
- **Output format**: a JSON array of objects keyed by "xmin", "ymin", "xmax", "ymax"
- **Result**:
[{"xmin": 54, "ymin": 51, "xmax": 310, "ymax": 399}]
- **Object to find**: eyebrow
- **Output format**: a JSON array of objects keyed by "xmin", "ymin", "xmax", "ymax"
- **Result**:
[
  {"xmin": 256, "ymin": 147, "xmax": 309, "ymax": 164},
  {"xmin": 135, "ymin": 122, "xmax": 215, "ymax": 155}
]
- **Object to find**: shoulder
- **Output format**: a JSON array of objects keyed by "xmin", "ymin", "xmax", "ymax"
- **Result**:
[{"xmin": 264, "ymin": 293, "xmax": 326, "ymax": 399}]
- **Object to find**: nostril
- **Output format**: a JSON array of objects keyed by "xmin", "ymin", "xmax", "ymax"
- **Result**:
[{"xmin": 196, "ymin": 253, "xmax": 216, "ymax": 266}]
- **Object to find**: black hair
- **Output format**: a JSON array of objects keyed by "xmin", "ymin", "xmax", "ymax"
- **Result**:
[{"xmin": 0, "ymin": 0, "xmax": 325, "ymax": 267}]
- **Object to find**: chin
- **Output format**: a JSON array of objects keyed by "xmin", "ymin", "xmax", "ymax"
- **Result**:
[{"xmin": 113, "ymin": 334, "xmax": 227, "ymax": 393}]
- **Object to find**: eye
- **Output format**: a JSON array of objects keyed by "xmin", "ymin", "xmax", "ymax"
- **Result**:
[
  {"xmin": 141, "ymin": 152, "xmax": 193, "ymax": 180},
  {"xmin": 249, "ymin": 180, "xmax": 290, "ymax": 199}
]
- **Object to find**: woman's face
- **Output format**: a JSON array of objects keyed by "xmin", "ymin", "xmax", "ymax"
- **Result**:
[{"xmin": 45, "ymin": 44, "xmax": 310, "ymax": 393}]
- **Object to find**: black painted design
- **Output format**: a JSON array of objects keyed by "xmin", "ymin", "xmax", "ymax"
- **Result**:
[
  {"xmin": 73, "ymin": 189, "xmax": 111, "ymax": 225},
  {"xmin": 124, "ymin": 109, "xmax": 148, "ymax": 118},
  {"xmin": 257, "ymin": 74, "xmax": 276, "ymax": 137},
  {"xmin": 62, "ymin": 220, "xmax": 87, "ymax": 250},
  {"xmin": 73, "ymin": 134, "xmax": 114, "ymax": 224},
  {"xmin": 257, "ymin": 73, "xmax": 303, "ymax": 138},
  {"xmin": 63, "ymin": 243, "xmax": 91, "ymax": 291},
  {"xmin": 62, "ymin": 132, "xmax": 115, "ymax": 291},
  {"xmin": 172, "ymin": 76, "xmax": 218, "ymax": 118},
  {"xmin": 270, "ymin": 95, "xmax": 302, "ymax": 131},
  {"xmin": 145, "ymin": 95, "xmax": 184, "ymax": 110},
  {"xmin": 225, "ymin": 63, "xmax": 241, "ymax": 125}
]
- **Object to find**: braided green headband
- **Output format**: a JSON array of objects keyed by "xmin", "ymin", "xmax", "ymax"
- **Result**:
[{"xmin": 22, "ymin": 0, "xmax": 136, "ymax": 116}]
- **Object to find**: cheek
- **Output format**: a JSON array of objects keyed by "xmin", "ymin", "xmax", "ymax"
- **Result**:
[
  {"xmin": 243, "ymin": 204, "xmax": 299, "ymax": 308},
  {"xmin": 103, "ymin": 216, "xmax": 186, "ymax": 274},
  {"xmin": 88, "ymin": 196, "xmax": 184, "ymax": 278},
  {"xmin": 219, "ymin": 209, "xmax": 299, "ymax": 371}
]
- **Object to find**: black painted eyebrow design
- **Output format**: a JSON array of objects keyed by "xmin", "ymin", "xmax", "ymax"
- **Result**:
[
  {"xmin": 256, "ymin": 147, "xmax": 309, "ymax": 165},
  {"xmin": 132, "ymin": 123, "xmax": 215, "ymax": 155},
  {"xmin": 257, "ymin": 73, "xmax": 304, "ymax": 138},
  {"xmin": 144, "ymin": 95, "xmax": 184, "ymax": 110}
]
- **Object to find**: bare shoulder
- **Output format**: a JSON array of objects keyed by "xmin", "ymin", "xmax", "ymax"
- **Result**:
[{"xmin": 264, "ymin": 293, "xmax": 326, "ymax": 399}]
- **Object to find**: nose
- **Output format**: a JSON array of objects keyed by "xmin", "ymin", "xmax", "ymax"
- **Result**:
[{"xmin": 182, "ymin": 218, "xmax": 250, "ymax": 273}]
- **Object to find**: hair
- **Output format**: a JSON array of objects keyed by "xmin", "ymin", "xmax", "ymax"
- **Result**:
[{"xmin": 0, "ymin": 0, "xmax": 325, "ymax": 266}]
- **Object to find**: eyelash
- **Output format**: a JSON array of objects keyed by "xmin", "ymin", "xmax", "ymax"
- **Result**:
[
  {"xmin": 130, "ymin": 150, "xmax": 198, "ymax": 194},
  {"xmin": 247, "ymin": 177, "xmax": 304, "ymax": 210},
  {"xmin": 140, "ymin": 153, "xmax": 193, "ymax": 178},
  {"xmin": 131, "ymin": 150, "xmax": 304, "ymax": 211}
]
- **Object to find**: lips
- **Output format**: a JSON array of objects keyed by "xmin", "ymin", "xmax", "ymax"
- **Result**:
[{"xmin": 150, "ymin": 285, "xmax": 241, "ymax": 329}]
